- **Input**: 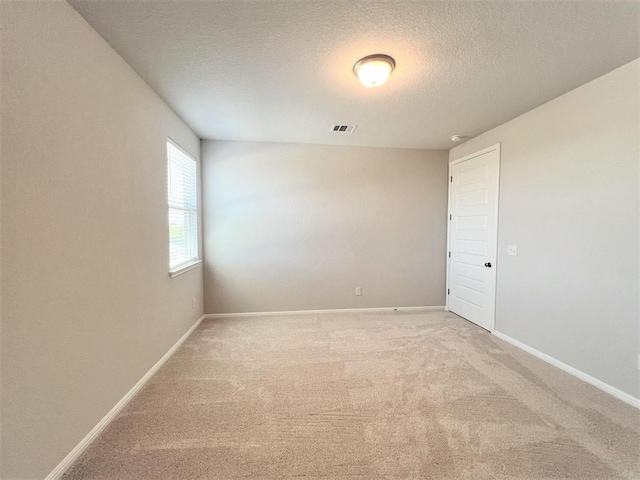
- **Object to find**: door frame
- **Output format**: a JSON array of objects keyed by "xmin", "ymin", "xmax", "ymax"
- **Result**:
[{"xmin": 445, "ymin": 143, "xmax": 501, "ymax": 332}]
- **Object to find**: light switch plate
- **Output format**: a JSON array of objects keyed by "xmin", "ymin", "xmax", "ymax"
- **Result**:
[{"xmin": 508, "ymin": 245, "xmax": 518, "ymax": 256}]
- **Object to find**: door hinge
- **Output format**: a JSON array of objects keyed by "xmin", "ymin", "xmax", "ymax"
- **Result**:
[
  {"xmin": 448, "ymin": 251, "xmax": 451, "ymax": 258},
  {"xmin": 449, "ymin": 214, "xmax": 452, "ymax": 220},
  {"xmin": 447, "ymin": 289, "xmax": 450, "ymax": 295},
  {"xmin": 450, "ymin": 176, "xmax": 453, "ymax": 183}
]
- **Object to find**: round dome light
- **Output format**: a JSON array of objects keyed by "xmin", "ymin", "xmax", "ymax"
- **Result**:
[{"xmin": 353, "ymin": 54, "xmax": 396, "ymax": 88}]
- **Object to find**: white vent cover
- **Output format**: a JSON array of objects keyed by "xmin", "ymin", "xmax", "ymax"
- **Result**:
[{"xmin": 330, "ymin": 124, "xmax": 357, "ymax": 133}]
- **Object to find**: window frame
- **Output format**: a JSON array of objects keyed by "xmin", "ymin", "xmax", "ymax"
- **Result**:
[{"xmin": 167, "ymin": 138, "xmax": 201, "ymax": 278}]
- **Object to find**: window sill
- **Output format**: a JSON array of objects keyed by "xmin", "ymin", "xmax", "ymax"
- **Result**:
[{"xmin": 169, "ymin": 260, "xmax": 202, "ymax": 278}]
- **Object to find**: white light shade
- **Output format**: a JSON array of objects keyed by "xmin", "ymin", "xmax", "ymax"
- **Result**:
[{"xmin": 353, "ymin": 54, "xmax": 395, "ymax": 88}]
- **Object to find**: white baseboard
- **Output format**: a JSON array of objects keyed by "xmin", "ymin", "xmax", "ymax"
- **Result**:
[
  {"xmin": 204, "ymin": 305, "xmax": 445, "ymax": 319},
  {"xmin": 492, "ymin": 330, "xmax": 640, "ymax": 409},
  {"xmin": 45, "ymin": 314, "xmax": 205, "ymax": 480}
]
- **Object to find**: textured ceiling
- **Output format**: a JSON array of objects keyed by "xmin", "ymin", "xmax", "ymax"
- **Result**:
[{"xmin": 69, "ymin": 1, "xmax": 639, "ymax": 149}]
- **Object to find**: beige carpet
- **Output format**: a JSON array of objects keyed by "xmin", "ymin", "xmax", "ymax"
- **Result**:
[{"xmin": 63, "ymin": 311, "xmax": 640, "ymax": 479}]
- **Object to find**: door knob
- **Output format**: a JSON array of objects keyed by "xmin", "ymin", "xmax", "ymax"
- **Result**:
[{"xmin": 484, "ymin": 262, "xmax": 492, "ymax": 268}]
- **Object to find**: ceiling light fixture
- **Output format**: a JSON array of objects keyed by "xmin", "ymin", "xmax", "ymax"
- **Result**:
[{"xmin": 353, "ymin": 54, "xmax": 396, "ymax": 87}]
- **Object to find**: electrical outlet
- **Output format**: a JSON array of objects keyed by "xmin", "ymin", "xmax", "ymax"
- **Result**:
[
  {"xmin": 355, "ymin": 287, "xmax": 362, "ymax": 296},
  {"xmin": 508, "ymin": 245, "xmax": 518, "ymax": 256}
]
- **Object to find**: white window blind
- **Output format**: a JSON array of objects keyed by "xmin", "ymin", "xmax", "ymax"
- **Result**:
[{"xmin": 167, "ymin": 140, "xmax": 198, "ymax": 272}]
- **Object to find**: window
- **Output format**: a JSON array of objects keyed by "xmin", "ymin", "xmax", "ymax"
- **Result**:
[{"xmin": 167, "ymin": 139, "xmax": 199, "ymax": 276}]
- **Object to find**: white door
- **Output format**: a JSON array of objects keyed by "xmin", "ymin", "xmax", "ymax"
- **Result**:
[{"xmin": 447, "ymin": 145, "xmax": 500, "ymax": 331}]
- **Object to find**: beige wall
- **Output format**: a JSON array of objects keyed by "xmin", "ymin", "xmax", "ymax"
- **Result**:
[
  {"xmin": 450, "ymin": 59, "xmax": 640, "ymax": 398},
  {"xmin": 202, "ymin": 141, "xmax": 448, "ymax": 314},
  {"xmin": 1, "ymin": 3, "xmax": 203, "ymax": 478}
]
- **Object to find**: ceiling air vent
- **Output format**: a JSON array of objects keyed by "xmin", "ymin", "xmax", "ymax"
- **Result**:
[{"xmin": 330, "ymin": 124, "xmax": 357, "ymax": 133}]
